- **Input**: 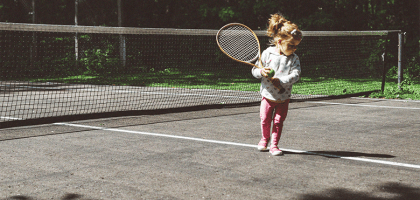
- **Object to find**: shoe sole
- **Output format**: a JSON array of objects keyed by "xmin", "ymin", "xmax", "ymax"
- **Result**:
[{"xmin": 270, "ymin": 150, "xmax": 283, "ymax": 156}]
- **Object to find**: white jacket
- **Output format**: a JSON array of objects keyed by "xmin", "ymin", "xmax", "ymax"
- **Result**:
[{"xmin": 251, "ymin": 46, "xmax": 301, "ymax": 101}]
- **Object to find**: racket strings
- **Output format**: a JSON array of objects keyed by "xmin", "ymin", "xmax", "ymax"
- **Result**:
[{"xmin": 217, "ymin": 26, "xmax": 259, "ymax": 62}]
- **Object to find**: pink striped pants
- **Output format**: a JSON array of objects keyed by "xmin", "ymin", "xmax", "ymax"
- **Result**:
[{"xmin": 260, "ymin": 97, "xmax": 290, "ymax": 147}]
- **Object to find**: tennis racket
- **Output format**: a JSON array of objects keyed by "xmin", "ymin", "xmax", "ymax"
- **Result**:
[{"xmin": 216, "ymin": 23, "xmax": 284, "ymax": 92}]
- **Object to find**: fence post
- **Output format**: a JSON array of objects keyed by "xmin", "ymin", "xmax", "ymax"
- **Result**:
[
  {"xmin": 30, "ymin": 0, "xmax": 37, "ymax": 68},
  {"xmin": 75, "ymin": 0, "xmax": 79, "ymax": 69},
  {"xmin": 397, "ymin": 31, "xmax": 403, "ymax": 90},
  {"xmin": 118, "ymin": 0, "xmax": 126, "ymax": 67}
]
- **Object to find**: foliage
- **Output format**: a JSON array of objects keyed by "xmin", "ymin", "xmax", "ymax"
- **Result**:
[{"xmin": 369, "ymin": 78, "xmax": 420, "ymax": 100}]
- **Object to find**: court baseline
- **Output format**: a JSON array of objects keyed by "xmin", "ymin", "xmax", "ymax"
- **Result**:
[{"xmin": 307, "ymin": 101, "xmax": 420, "ymax": 110}]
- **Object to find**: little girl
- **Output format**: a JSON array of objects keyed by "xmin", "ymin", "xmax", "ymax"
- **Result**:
[{"xmin": 251, "ymin": 13, "xmax": 302, "ymax": 156}]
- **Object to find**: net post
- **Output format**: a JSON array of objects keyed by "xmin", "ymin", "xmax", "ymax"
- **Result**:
[{"xmin": 381, "ymin": 34, "xmax": 389, "ymax": 94}]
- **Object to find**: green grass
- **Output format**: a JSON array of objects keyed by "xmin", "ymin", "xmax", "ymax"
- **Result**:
[
  {"xmin": 367, "ymin": 78, "xmax": 420, "ymax": 100},
  {"xmin": 33, "ymin": 69, "xmax": 262, "ymax": 92},
  {"xmin": 295, "ymin": 77, "xmax": 382, "ymax": 96},
  {"xmin": 31, "ymin": 68, "xmax": 420, "ymax": 100}
]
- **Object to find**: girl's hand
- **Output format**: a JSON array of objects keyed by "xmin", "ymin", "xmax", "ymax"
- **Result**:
[
  {"xmin": 261, "ymin": 67, "xmax": 271, "ymax": 77},
  {"xmin": 271, "ymin": 78, "xmax": 281, "ymax": 88}
]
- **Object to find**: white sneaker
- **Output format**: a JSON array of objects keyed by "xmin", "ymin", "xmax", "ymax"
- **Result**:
[
  {"xmin": 257, "ymin": 139, "xmax": 268, "ymax": 151},
  {"xmin": 270, "ymin": 146, "xmax": 283, "ymax": 156}
]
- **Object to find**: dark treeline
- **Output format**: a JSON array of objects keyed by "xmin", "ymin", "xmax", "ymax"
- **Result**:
[
  {"xmin": 1, "ymin": 0, "xmax": 418, "ymax": 30},
  {"xmin": 0, "ymin": 0, "xmax": 419, "ymax": 78}
]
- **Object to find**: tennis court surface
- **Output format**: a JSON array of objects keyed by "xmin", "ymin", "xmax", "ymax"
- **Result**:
[{"xmin": 1, "ymin": 97, "xmax": 419, "ymax": 199}]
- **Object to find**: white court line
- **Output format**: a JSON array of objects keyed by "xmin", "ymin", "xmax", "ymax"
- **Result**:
[
  {"xmin": 307, "ymin": 101, "xmax": 420, "ymax": 110},
  {"xmin": 351, "ymin": 97, "xmax": 420, "ymax": 103},
  {"xmin": 54, "ymin": 122, "xmax": 420, "ymax": 170},
  {"xmin": 1, "ymin": 116, "xmax": 23, "ymax": 120},
  {"xmin": 138, "ymin": 91, "xmax": 261, "ymax": 100}
]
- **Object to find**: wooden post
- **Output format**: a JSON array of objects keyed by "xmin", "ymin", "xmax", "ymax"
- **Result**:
[
  {"xmin": 397, "ymin": 32, "xmax": 403, "ymax": 90},
  {"xmin": 118, "ymin": 0, "xmax": 126, "ymax": 67},
  {"xmin": 30, "ymin": 0, "xmax": 37, "ymax": 67},
  {"xmin": 75, "ymin": 0, "xmax": 79, "ymax": 67}
]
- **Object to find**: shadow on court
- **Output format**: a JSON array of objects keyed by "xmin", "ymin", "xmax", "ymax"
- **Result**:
[
  {"xmin": 3, "ymin": 182, "xmax": 419, "ymax": 200},
  {"xmin": 2, "ymin": 193, "xmax": 93, "ymax": 200},
  {"xmin": 284, "ymin": 151, "xmax": 396, "ymax": 159},
  {"xmin": 299, "ymin": 182, "xmax": 420, "ymax": 200}
]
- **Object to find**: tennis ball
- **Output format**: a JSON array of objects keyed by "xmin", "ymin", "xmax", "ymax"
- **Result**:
[{"xmin": 267, "ymin": 69, "xmax": 275, "ymax": 78}]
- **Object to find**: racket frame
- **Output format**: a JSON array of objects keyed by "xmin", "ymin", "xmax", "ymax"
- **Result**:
[
  {"xmin": 216, "ymin": 23, "xmax": 264, "ymax": 69},
  {"xmin": 216, "ymin": 23, "xmax": 284, "ymax": 92}
]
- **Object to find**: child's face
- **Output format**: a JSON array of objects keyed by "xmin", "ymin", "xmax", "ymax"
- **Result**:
[{"xmin": 279, "ymin": 39, "xmax": 301, "ymax": 56}]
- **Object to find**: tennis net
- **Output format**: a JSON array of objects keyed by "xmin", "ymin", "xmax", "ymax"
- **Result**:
[{"xmin": 0, "ymin": 22, "xmax": 392, "ymax": 127}]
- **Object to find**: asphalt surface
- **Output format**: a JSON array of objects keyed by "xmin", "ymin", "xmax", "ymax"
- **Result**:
[{"xmin": 1, "ymin": 97, "xmax": 419, "ymax": 199}]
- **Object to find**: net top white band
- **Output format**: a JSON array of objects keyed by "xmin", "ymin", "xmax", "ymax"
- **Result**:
[
  {"xmin": 0, "ymin": 22, "xmax": 399, "ymax": 37},
  {"xmin": 253, "ymin": 30, "xmax": 392, "ymax": 36},
  {"xmin": 0, "ymin": 22, "xmax": 218, "ymax": 36}
]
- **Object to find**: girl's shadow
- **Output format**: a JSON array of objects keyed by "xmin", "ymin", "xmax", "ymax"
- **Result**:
[{"xmin": 283, "ymin": 150, "xmax": 395, "ymax": 158}]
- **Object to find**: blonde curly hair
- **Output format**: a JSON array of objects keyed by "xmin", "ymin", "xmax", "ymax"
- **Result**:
[{"xmin": 266, "ymin": 13, "xmax": 302, "ymax": 45}]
